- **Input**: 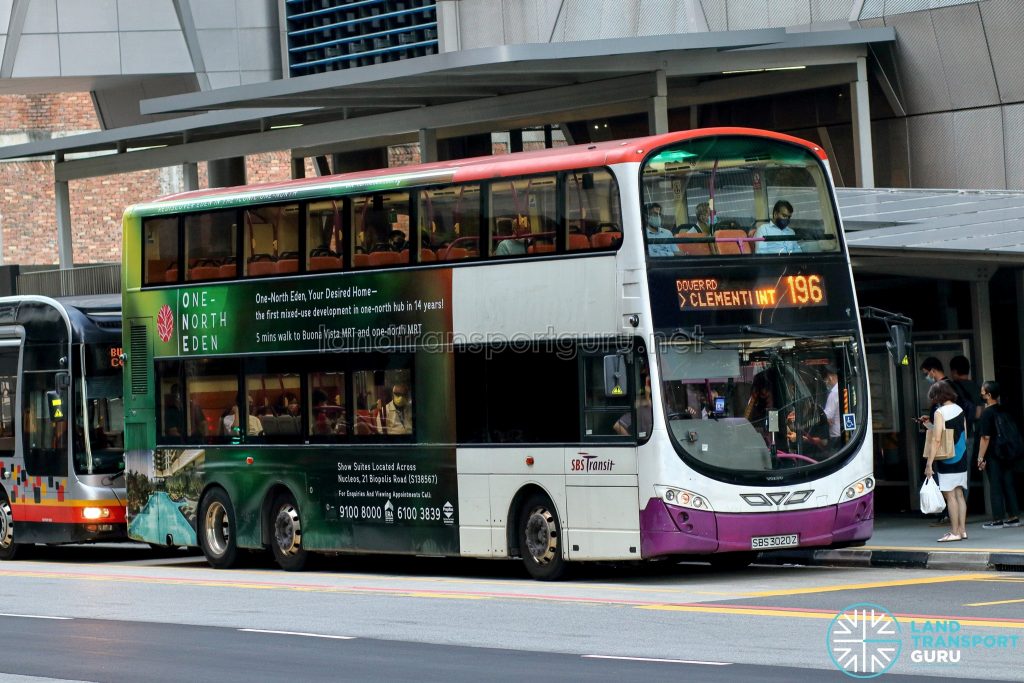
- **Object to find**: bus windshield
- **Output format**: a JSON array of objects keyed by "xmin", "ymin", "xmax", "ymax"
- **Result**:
[
  {"xmin": 74, "ymin": 346, "xmax": 125, "ymax": 476},
  {"xmin": 658, "ymin": 335, "xmax": 862, "ymax": 474},
  {"xmin": 641, "ymin": 136, "xmax": 840, "ymax": 258}
]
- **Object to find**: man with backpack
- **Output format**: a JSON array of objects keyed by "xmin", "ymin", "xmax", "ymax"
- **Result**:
[{"xmin": 977, "ymin": 380, "xmax": 1021, "ymax": 529}]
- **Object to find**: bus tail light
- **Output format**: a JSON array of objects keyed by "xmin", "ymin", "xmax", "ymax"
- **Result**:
[
  {"xmin": 842, "ymin": 476, "xmax": 874, "ymax": 501},
  {"xmin": 82, "ymin": 507, "xmax": 111, "ymax": 520},
  {"xmin": 655, "ymin": 485, "xmax": 713, "ymax": 512}
]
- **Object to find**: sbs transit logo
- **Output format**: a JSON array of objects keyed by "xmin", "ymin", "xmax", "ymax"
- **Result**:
[
  {"xmin": 157, "ymin": 304, "xmax": 174, "ymax": 343},
  {"xmin": 827, "ymin": 603, "xmax": 902, "ymax": 678}
]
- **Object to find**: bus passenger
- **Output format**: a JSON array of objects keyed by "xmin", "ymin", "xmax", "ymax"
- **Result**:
[
  {"xmin": 753, "ymin": 200, "xmax": 801, "ymax": 254},
  {"xmin": 644, "ymin": 203, "xmax": 676, "ymax": 257},
  {"xmin": 614, "ymin": 373, "xmax": 653, "ymax": 438},
  {"xmin": 686, "ymin": 202, "xmax": 713, "ymax": 236},
  {"xmin": 376, "ymin": 384, "xmax": 412, "ymax": 435},
  {"xmin": 388, "ymin": 230, "xmax": 407, "ymax": 252},
  {"xmin": 495, "ymin": 215, "xmax": 529, "ymax": 256}
]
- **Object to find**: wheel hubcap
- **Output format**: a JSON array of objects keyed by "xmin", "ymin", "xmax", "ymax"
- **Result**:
[
  {"xmin": 274, "ymin": 504, "xmax": 302, "ymax": 556},
  {"xmin": 0, "ymin": 503, "xmax": 12, "ymax": 549},
  {"xmin": 524, "ymin": 506, "xmax": 557, "ymax": 565},
  {"xmin": 203, "ymin": 501, "xmax": 230, "ymax": 557}
]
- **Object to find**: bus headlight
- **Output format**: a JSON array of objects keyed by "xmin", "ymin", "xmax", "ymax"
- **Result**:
[
  {"xmin": 655, "ymin": 486, "xmax": 713, "ymax": 512},
  {"xmin": 842, "ymin": 476, "xmax": 874, "ymax": 502},
  {"xmin": 82, "ymin": 507, "xmax": 110, "ymax": 520}
]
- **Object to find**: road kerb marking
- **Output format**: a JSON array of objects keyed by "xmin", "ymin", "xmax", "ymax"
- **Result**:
[
  {"xmin": 0, "ymin": 613, "xmax": 72, "ymax": 620},
  {"xmin": 582, "ymin": 655, "xmax": 730, "ymax": 666},
  {"xmin": 239, "ymin": 629, "xmax": 355, "ymax": 640}
]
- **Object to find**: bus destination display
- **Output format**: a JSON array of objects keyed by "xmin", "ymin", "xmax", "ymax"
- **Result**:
[{"xmin": 676, "ymin": 275, "xmax": 827, "ymax": 310}]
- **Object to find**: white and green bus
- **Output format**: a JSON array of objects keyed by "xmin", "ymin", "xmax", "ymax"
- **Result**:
[{"xmin": 123, "ymin": 128, "xmax": 872, "ymax": 579}]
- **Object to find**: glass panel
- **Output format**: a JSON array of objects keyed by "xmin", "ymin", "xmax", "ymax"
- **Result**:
[
  {"xmin": 22, "ymin": 373, "xmax": 68, "ymax": 476},
  {"xmin": 182, "ymin": 359, "xmax": 239, "ymax": 444},
  {"xmin": 246, "ymin": 371, "xmax": 303, "ymax": 440},
  {"xmin": 352, "ymin": 192, "xmax": 411, "ymax": 268},
  {"xmin": 244, "ymin": 204, "xmax": 300, "ymax": 277},
  {"xmin": 353, "ymin": 368, "xmax": 413, "ymax": 436},
  {"xmin": 0, "ymin": 349, "xmax": 17, "ymax": 455},
  {"xmin": 307, "ymin": 199, "xmax": 345, "ymax": 272},
  {"xmin": 565, "ymin": 168, "xmax": 621, "ymax": 251},
  {"xmin": 143, "ymin": 216, "xmax": 179, "ymax": 284},
  {"xmin": 75, "ymin": 344, "xmax": 124, "ymax": 475},
  {"xmin": 641, "ymin": 136, "xmax": 840, "ymax": 258},
  {"xmin": 419, "ymin": 184, "xmax": 480, "ymax": 262},
  {"xmin": 658, "ymin": 336, "xmax": 862, "ymax": 473},
  {"xmin": 185, "ymin": 210, "xmax": 237, "ymax": 281},
  {"xmin": 488, "ymin": 175, "xmax": 558, "ymax": 257},
  {"xmin": 309, "ymin": 371, "xmax": 347, "ymax": 437}
]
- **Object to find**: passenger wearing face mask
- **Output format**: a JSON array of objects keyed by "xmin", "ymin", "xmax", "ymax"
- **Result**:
[
  {"xmin": 753, "ymin": 200, "xmax": 802, "ymax": 254},
  {"xmin": 644, "ymin": 203, "xmax": 677, "ymax": 257},
  {"xmin": 376, "ymin": 383, "xmax": 413, "ymax": 435}
]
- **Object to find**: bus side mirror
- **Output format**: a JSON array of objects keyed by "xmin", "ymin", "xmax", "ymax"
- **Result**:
[
  {"xmin": 46, "ymin": 390, "xmax": 66, "ymax": 422},
  {"xmin": 603, "ymin": 355, "xmax": 628, "ymax": 398},
  {"xmin": 886, "ymin": 324, "xmax": 911, "ymax": 367}
]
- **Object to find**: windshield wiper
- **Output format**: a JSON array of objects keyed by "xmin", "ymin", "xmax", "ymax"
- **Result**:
[
  {"xmin": 741, "ymin": 325, "xmax": 816, "ymax": 341},
  {"xmin": 102, "ymin": 470, "xmax": 125, "ymax": 486}
]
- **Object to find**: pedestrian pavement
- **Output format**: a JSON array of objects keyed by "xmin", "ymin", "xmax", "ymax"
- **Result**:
[{"xmin": 760, "ymin": 514, "xmax": 1024, "ymax": 572}]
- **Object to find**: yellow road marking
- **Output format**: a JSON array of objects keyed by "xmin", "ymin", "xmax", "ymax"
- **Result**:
[
  {"xmin": 965, "ymin": 598, "xmax": 1024, "ymax": 607},
  {"xmin": 637, "ymin": 604, "xmax": 1024, "ymax": 629},
  {"xmin": 739, "ymin": 573, "xmax": 990, "ymax": 598}
]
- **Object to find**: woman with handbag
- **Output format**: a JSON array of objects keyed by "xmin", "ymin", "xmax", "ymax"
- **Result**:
[{"xmin": 922, "ymin": 382, "xmax": 969, "ymax": 542}]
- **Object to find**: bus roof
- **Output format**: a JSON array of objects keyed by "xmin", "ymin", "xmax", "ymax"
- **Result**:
[{"xmin": 140, "ymin": 127, "xmax": 825, "ymax": 210}]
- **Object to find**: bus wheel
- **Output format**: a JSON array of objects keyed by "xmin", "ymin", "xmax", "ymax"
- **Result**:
[
  {"xmin": 708, "ymin": 551, "xmax": 756, "ymax": 571},
  {"xmin": 269, "ymin": 492, "xmax": 308, "ymax": 572},
  {"xmin": 0, "ymin": 499, "xmax": 17, "ymax": 561},
  {"xmin": 199, "ymin": 489, "xmax": 238, "ymax": 569},
  {"xmin": 518, "ymin": 494, "xmax": 566, "ymax": 581}
]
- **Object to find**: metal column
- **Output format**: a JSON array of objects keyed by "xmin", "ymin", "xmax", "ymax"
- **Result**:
[
  {"xmin": 55, "ymin": 153, "xmax": 73, "ymax": 270},
  {"xmin": 850, "ymin": 56, "xmax": 875, "ymax": 188},
  {"xmin": 182, "ymin": 162, "xmax": 199, "ymax": 191},
  {"xmin": 974, "ymin": 278, "xmax": 996, "ymax": 518}
]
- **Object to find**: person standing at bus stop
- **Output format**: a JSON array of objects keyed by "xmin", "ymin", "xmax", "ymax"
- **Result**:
[{"xmin": 976, "ymin": 381, "xmax": 1021, "ymax": 529}]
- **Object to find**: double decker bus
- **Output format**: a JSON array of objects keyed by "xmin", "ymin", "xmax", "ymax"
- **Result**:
[
  {"xmin": 122, "ymin": 128, "xmax": 872, "ymax": 579},
  {"xmin": 0, "ymin": 295, "xmax": 126, "ymax": 559}
]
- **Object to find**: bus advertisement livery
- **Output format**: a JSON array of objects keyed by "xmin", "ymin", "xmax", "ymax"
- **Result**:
[
  {"xmin": 122, "ymin": 128, "xmax": 872, "ymax": 579},
  {"xmin": 0, "ymin": 295, "xmax": 126, "ymax": 559}
]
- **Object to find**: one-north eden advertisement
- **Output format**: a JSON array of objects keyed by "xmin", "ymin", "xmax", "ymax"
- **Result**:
[{"xmin": 125, "ymin": 269, "xmax": 460, "ymax": 556}]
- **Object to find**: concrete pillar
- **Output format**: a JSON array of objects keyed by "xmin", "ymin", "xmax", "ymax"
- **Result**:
[
  {"xmin": 690, "ymin": 105, "xmax": 699, "ymax": 130},
  {"xmin": 55, "ymin": 154, "xmax": 73, "ymax": 270},
  {"xmin": 208, "ymin": 157, "xmax": 246, "ymax": 188},
  {"xmin": 544, "ymin": 125, "xmax": 553, "ymax": 149},
  {"xmin": 975, "ymin": 277, "xmax": 996, "ymax": 517},
  {"xmin": 647, "ymin": 70, "xmax": 668, "ymax": 135},
  {"xmin": 182, "ymin": 162, "xmax": 199, "ymax": 191},
  {"xmin": 850, "ymin": 56, "xmax": 875, "ymax": 188},
  {"xmin": 290, "ymin": 157, "xmax": 306, "ymax": 180},
  {"xmin": 419, "ymin": 128, "xmax": 438, "ymax": 163}
]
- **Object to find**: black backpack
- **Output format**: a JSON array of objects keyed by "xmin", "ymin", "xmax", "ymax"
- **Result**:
[{"xmin": 994, "ymin": 410, "xmax": 1024, "ymax": 462}]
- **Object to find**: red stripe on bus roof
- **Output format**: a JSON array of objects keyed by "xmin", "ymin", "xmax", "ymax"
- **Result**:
[{"xmin": 154, "ymin": 127, "xmax": 826, "ymax": 204}]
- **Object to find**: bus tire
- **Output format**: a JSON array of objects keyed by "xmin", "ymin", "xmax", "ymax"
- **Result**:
[
  {"xmin": 708, "ymin": 551, "xmax": 756, "ymax": 571},
  {"xmin": 199, "ymin": 488, "xmax": 239, "ymax": 569},
  {"xmin": 0, "ymin": 498, "xmax": 17, "ymax": 561},
  {"xmin": 518, "ymin": 493, "xmax": 566, "ymax": 581},
  {"xmin": 268, "ymin": 492, "xmax": 308, "ymax": 572}
]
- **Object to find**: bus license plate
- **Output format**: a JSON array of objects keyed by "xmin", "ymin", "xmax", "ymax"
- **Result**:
[{"xmin": 751, "ymin": 534, "xmax": 799, "ymax": 549}]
